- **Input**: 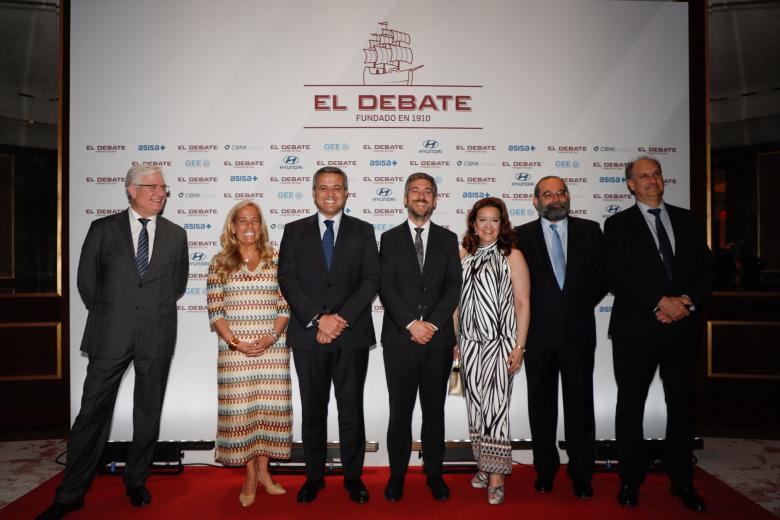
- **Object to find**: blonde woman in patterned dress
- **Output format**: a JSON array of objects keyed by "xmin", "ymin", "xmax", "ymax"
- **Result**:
[
  {"xmin": 457, "ymin": 197, "xmax": 530, "ymax": 505},
  {"xmin": 207, "ymin": 200, "xmax": 291, "ymax": 507}
]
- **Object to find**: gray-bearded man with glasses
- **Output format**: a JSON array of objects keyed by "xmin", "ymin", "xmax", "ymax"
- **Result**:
[
  {"xmin": 38, "ymin": 165, "xmax": 188, "ymax": 519},
  {"xmin": 514, "ymin": 175, "xmax": 606, "ymax": 500}
]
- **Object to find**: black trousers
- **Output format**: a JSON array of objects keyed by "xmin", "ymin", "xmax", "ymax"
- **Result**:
[
  {"xmin": 612, "ymin": 327, "xmax": 697, "ymax": 488},
  {"xmin": 525, "ymin": 345, "xmax": 595, "ymax": 483},
  {"xmin": 55, "ymin": 352, "xmax": 171, "ymax": 503},
  {"xmin": 293, "ymin": 347, "xmax": 369, "ymax": 481},
  {"xmin": 383, "ymin": 343, "xmax": 453, "ymax": 479}
]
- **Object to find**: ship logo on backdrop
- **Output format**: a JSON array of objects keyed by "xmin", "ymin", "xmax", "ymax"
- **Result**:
[{"xmin": 362, "ymin": 21, "xmax": 423, "ymax": 86}]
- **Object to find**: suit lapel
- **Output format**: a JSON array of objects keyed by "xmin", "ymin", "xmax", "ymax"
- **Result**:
[
  {"xmin": 563, "ymin": 218, "xmax": 579, "ymax": 290},
  {"xmin": 305, "ymin": 215, "xmax": 329, "ymax": 274},
  {"xmin": 534, "ymin": 219, "xmax": 559, "ymax": 288},
  {"xmin": 144, "ymin": 216, "xmax": 167, "ymax": 279},
  {"xmin": 629, "ymin": 204, "xmax": 667, "ymax": 275},
  {"xmin": 420, "ymin": 223, "xmax": 439, "ymax": 276},
  {"xmin": 329, "ymin": 213, "xmax": 349, "ymax": 273},
  {"xmin": 116, "ymin": 210, "xmax": 140, "ymax": 279}
]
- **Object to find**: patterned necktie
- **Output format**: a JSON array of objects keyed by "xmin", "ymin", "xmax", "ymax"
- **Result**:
[
  {"xmin": 648, "ymin": 208, "xmax": 674, "ymax": 280},
  {"xmin": 415, "ymin": 227, "xmax": 424, "ymax": 272},
  {"xmin": 322, "ymin": 219, "xmax": 335, "ymax": 271},
  {"xmin": 136, "ymin": 218, "xmax": 150, "ymax": 277},
  {"xmin": 550, "ymin": 223, "xmax": 566, "ymax": 289}
]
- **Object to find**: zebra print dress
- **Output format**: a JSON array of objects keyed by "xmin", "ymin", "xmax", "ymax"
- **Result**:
[{"xmin": 459, "ymin": 241, "xmax": 517, "ymax": 474}]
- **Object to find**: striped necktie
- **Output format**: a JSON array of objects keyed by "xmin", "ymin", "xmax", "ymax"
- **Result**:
[{"xmin": 136, "ymin": 218, "xmax": 150, "ymax": 277}]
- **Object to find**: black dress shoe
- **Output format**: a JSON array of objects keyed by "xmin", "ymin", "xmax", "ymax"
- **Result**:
[
  {"xmin": 672, "ymin": 486, "xmax": 707, "ymax": 512},
  {"xmin": 617, "ymin": 484, "xmax": 639, "ymax": 506},
  {"xmin": 126, "ymin": 486, "xmax": 151, "ymax": 507},
  {"xmin": 297, "ymin": 479, "xmax": 325, "ymax": 503},
  {"xmin": 534, "ymin": 478, "xmax": 554, "ymax": 492},
  {"xmin": 426, "ymin": 476, "xmax": 450, "ymax": 501},
  {"xmin": 344, "ymin": 478, "xmax": 369, "ymax": 503},
  {"xmin": 35, "ymin": 499, "xmax": 84, "ymax": 520},
  {"xmin": 573, "ymin": 480, "xmax": 594, "ymax": 499},
  {"xmin": 384, "ymin": 476, "xmax": 404, "ymax": 502}
]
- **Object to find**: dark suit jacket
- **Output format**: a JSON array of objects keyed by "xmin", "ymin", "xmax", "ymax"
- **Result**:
[
  {"xmin": 77, "ymin": 209, "xmax": 189, "ymax": 359},
  {"xmin": 604, "ymin": 203, "xmax": 713, "ymax": 338},
  {"xmin": 515, "ymin": 217, "xmax": 606, "ymax": 350},
  {"xmin": 278, "ymin": 213, "xmax": 380, "ymax": 351},
  {"xmin": 379, "ymin": 221, "xmax": 462, "ymax": 348}
]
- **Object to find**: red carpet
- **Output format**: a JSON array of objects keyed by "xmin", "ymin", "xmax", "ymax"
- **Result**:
[{"xmin": 2, "ymin": 465, "xmax": 774, "ymax": 519}]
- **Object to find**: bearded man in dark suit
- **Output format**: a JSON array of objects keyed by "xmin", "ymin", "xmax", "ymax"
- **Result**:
[
  {"xmin": 515, "ymin": 175, "xmax": 606, "ymax": 500},
  {"xmin": 278, "ymin": 167, "xmax": 380, "ymax": 504},
  {"xmin": 379, "ymin": 172, "xmax": 462, "ymax": 502},
  {"xmin": 604, "ymin": 156, "xmax": 713, "ymax": 512},
  {"xmin": 38, "ymin": 165, "xmax": 188, "ymax": 519}
]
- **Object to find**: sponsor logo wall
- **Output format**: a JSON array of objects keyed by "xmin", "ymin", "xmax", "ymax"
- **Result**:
[{"xmin": 70, "ymin": 0, "xmax": 690, "ymax": 464}]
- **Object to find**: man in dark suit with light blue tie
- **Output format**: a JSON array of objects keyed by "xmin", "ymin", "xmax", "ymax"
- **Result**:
[
  {"xmin": 604, "ymin": 156, "xmax": 713, "ymax": 512},
  {"xmin": 379, "ymin": 173, "xmax": 462, "ymax": 502},
  {"xmin": 38, "ymin": 165, "xmax": 188, "ymax": 519},
  {"xmin": 278, "ymin": 167, "xmax": 380, "ymax": 504},
  {"xmin": 515, "ymin": 176, "xmax": 606, "ymax": 500}
]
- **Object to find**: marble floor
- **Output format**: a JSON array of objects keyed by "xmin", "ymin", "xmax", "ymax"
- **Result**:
[{"xmin": 1, "ymin": 438, "xmax": 778, "ymax": 515}]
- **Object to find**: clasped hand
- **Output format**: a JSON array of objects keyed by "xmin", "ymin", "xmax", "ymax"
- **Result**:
[
  {"xmin": 316, "ymin": 314, "xmax": 348, "ymax": 344},
  {"xmin": 409, "ymin": 320, "xmax": 436, "ymax": 345},
  {"xmin": 655, "ymin": 295, "xmax": 693, "ymax": 324},
  {"xmin": 236, "ymin": 334, "xmax": 276, "ymax": 357}
]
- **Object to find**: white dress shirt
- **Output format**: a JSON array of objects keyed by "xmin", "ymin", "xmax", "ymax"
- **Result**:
[
  {"xmin": 129, "ymin": 207, "xmax": 157, "ymax": 260},
  {"xmin": 317, "ymin": 210, "xmax": 343, "ymax": 243},
  {"xmin": 636, "ymin": 200, "xmax": 676, "ymax": 255},
  {"xmin": 541, "ymin": 216, "xmax": 568, "ymax": 263}
]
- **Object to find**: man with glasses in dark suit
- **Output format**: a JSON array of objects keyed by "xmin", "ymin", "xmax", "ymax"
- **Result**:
[{"xmin": 38, "ymin": 165, "xmax": 188, "ymax": 519}]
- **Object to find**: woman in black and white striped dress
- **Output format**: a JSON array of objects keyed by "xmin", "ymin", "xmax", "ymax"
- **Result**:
[{"xmin": 457, "ymin": 197, "xmax": 530, "ymax": 505}]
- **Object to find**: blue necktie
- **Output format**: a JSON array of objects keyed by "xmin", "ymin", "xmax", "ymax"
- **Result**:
[
  {"xmin": 648, "ymin": 208, "xmax": 674, "ymax": 280},
  {"xmin": 323, "ymin": 219, "xmax": 335, "ymax": 271},
  {"xmin": 136, "ymin": 218, "xmax": 150, "ymax": 277},
  {"xmin": 550, "ymin": 223, "xmax": 566, "ymax": 289}
]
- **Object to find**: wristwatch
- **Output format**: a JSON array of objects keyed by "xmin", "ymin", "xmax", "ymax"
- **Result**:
[{"xmin": 310, "ymin": 313, "xmax": 323, "ymax": 328}]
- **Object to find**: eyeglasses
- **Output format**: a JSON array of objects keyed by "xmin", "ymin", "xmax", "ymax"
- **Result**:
[
  {"xmin": 135, "ymin": 183, "xmax": 170, "ymax": 194},
  {"xmin": 539, "ymin": 189, "xmax": 568, "ymax": 200}
]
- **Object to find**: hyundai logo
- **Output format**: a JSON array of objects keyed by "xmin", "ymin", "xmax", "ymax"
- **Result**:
[
  {"xmin": 422, "ymin": 140, "xmax": 439, "ymax": 149},
  {"xmin": 283, "ymin": 155, "xmax": 299, "ymax": 165},
  {"xmin": 376, "ymin": 187, "xmax": 392, "ymax": 197},
  {"xmin": 191, "ymin": 252, "xmax": 206, "ymax": 261},
  {"xmin": 514, "ymin": 172, "xmax": 531, "ymax": 182},
  {"xmin": 606, "ymin": 205, "xmax": 621, "ymax": 214}
]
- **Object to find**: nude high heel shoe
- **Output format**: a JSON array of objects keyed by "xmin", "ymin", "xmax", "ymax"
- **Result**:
[
  {"xmin": 239, "ymin": 490, "xmax": 256, "ymax": 507},
  {"xmin": 259, "ymin": 478, "xmax": 286, "ymax": 495}
]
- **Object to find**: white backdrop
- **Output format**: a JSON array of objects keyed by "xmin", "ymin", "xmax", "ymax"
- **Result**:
[{"xmin": 69, "ymin": 0, "xmax": 690, "ymax": 465}]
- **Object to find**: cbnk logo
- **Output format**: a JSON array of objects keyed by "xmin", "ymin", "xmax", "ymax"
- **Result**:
[
  {"xmin": 283, "ymin": 155, "xmax": 299, "ymax": 165},
  {"xmin": 606, "ymin": 205, "xmax": 621, "ymax": 214},
  {"xmin": 422, "ymin": 140, "xmax": 439, "ymax": 149},
  {"xmin": 376, "ymin": 187, "xmax": 393, "ymax": 197},
  {"xmin": 190, "ymin": 252, "xmax": 206, "ymax": 261},
  {"xmin": 514, "ymin": 172, "xmax": 531, "ymax": 182}
]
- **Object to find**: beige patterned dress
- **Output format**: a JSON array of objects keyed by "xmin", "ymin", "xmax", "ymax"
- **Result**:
[{"xmin": 206, "ymin": 251, "xmax": 292, "ymax": 465}]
